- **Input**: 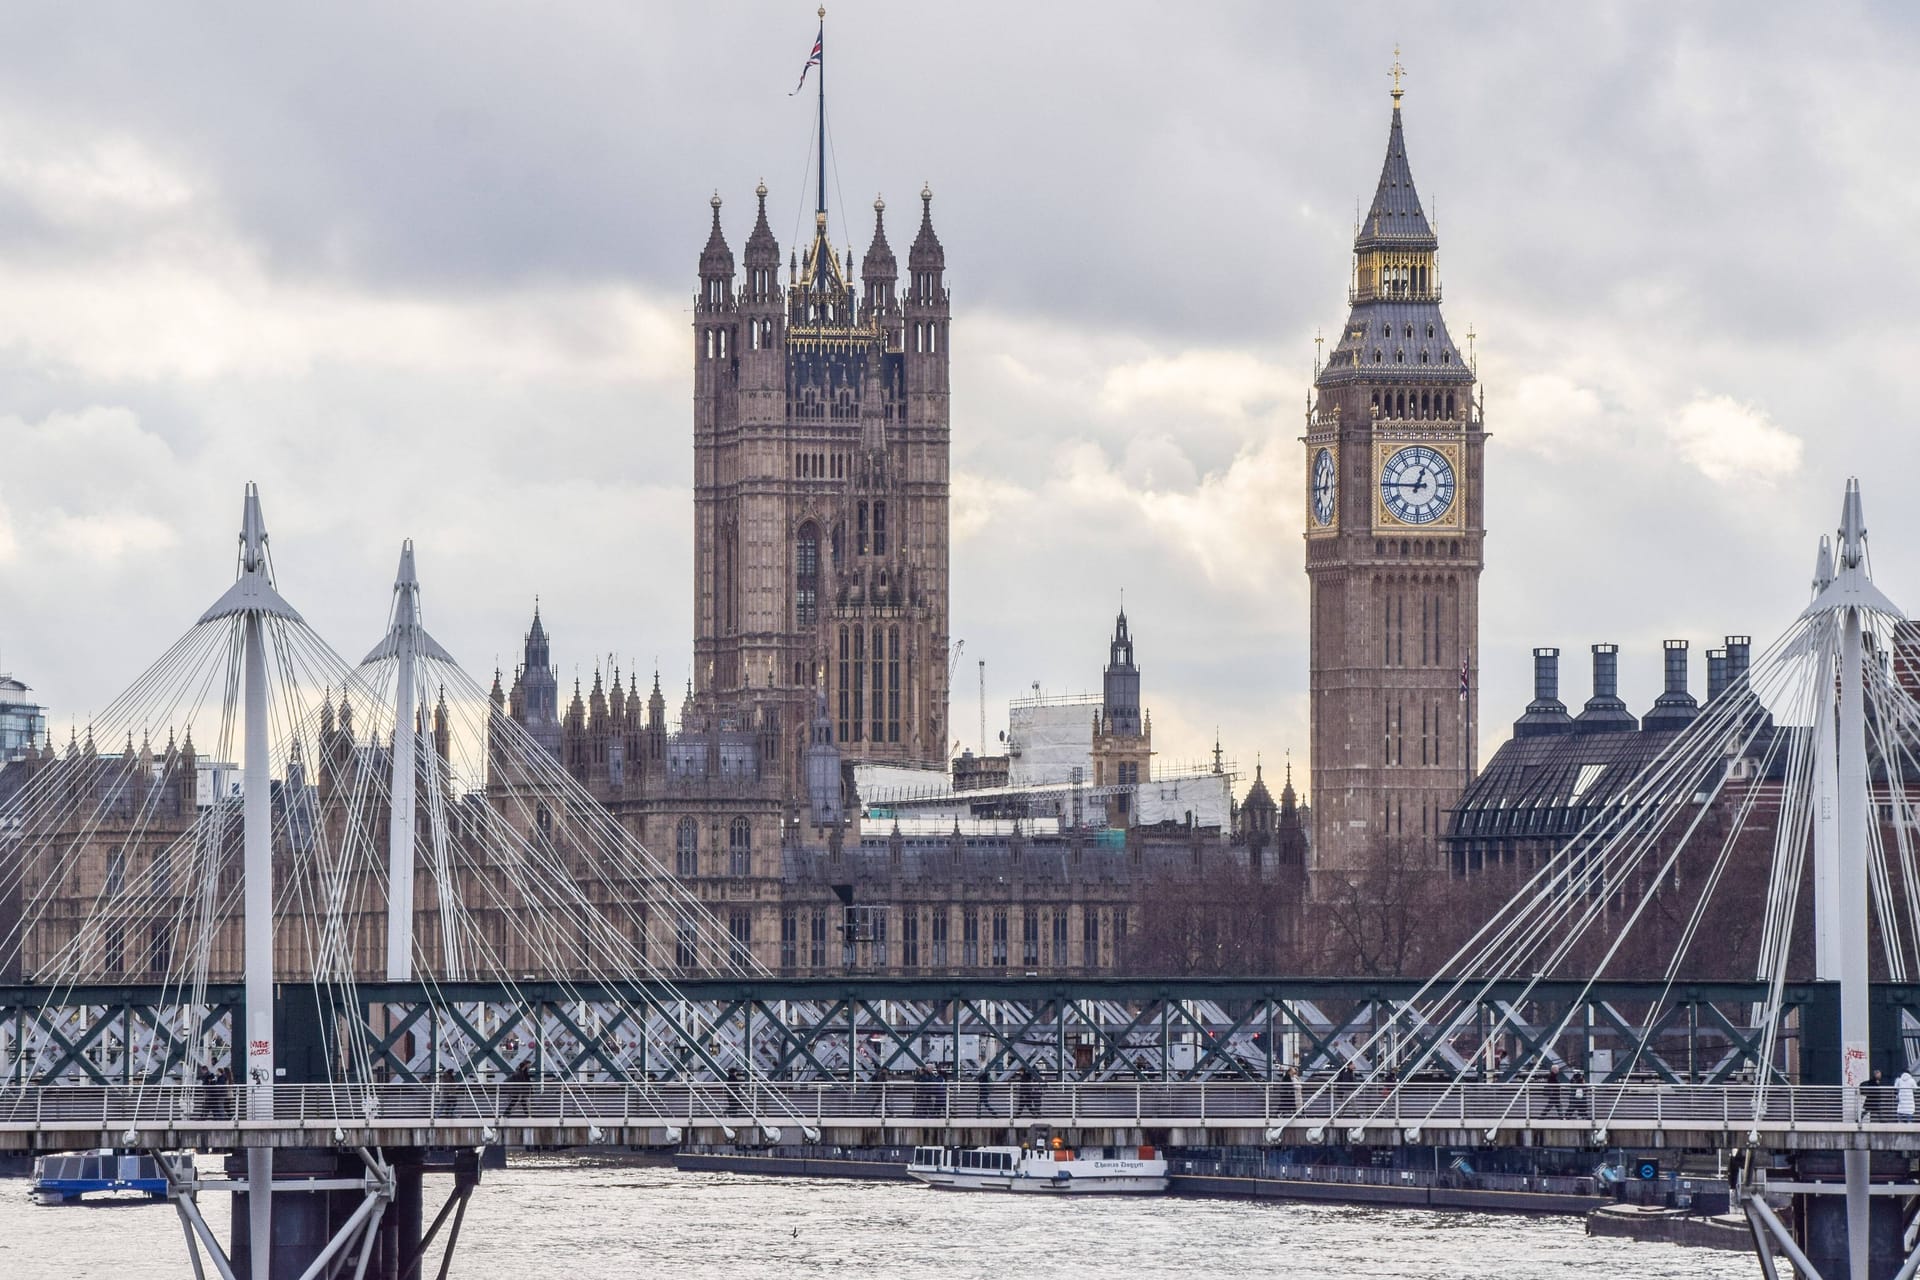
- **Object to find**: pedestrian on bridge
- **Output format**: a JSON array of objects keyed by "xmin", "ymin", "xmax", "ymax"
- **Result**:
[
  {"xmin": 1543, "ymin": 1065, "xmax": 1563, "ymax": 1119},
  {"xmin": 1897, "ymin": 1068, "xmax": 1916, "ymax": 1122},
  {"xmin": 503, "ymin": 1058, "xmax": 533, "ymax": 1117}
]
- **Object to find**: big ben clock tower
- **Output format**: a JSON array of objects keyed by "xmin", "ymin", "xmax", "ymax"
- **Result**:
[{"xmin": 1305, "ymin": 62, "xmax": 1484, "ymax": 879}]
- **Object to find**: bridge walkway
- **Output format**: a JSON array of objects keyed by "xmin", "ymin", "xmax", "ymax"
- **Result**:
[{"xmin": 1, "ymin": 1081, "xmax": 1912, "ymax": 1154}]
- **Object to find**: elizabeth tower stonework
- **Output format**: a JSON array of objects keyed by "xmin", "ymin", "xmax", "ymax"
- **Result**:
[{"xmin": 1305, "ymin": 78, "xmax": 1484, "ymax": 877}]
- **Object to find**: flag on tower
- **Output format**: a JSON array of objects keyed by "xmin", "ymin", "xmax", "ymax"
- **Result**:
[
  {"xmin": 791, "ymin": 22, "xmax": 823, "ymax": 95},
  {"xmin": 1459, "ymin": 654, "xmax": 1470, "ymax": 700}
]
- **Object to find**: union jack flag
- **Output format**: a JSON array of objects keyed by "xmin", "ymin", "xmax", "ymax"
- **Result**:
[
  {"xmin": 1460, "ymin": 653, "xmax": 1470, "ymax": 700},
  {"xmin": 791, "ymin": 24, "xmax": 822, "ymax": 95}
]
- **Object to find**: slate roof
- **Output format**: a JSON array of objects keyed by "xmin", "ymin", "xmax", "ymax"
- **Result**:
[{"xmin": 1356, "ymin": 105, "xmax": 1437, "ymax": 252}]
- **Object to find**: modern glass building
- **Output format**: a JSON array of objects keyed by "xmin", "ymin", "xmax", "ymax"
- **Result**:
[{"xmin": 0, "ymin": 675, "xmax": 47, "ymax": 762}]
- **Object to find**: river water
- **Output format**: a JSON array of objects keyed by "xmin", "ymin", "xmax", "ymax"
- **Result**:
[{"xmin": 0, "ymin": 1156, "xmax": 1758, "ymax": 1279}]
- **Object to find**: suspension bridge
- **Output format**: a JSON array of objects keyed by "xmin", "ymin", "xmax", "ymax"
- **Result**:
[{"xmin": 0, "ymin": 480, "xmax": 1915, "ymax": 1278}]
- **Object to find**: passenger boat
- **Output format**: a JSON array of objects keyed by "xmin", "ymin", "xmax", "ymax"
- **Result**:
[
  {"xmin": 31, "ymin": 1151, "xmax": 181, "ymax": 1205},
  {"xmin": 906, "ymin": 1141, "xmax": 1168, "ymax": 1194}
]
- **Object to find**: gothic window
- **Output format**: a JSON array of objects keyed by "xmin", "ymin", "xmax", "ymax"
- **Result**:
[
  {"xmin": 704, "ymin": 329, "xmax": 714, "ymax": 359},
  {"xmin": 1373, "ymin": 349, "xmax": 1382, "ymax": 364},
  {"xmin": 780, "ymin": 909, "xmax": 797, "ymax": 971},
  {"xmin": 887, "ymin": 627, "xmax": 901, "ymax": 743},
  {"xmin": 857, "ymin": 501, "xmax": 869, "ymax": 555},
  {"xmin": 728, "ymin": 816, "xmax": 752, "ymax": 876},
  {"xmin": 796, "ymin": 524, "xmax": 819, "ymax": 627},
  {"xmin": 104, "ymin": 923, "xmax": 124, "ymax": 975},
  {"xmin": 962, "ymin": 909, "xmax": 980, "ymax": 967},
  {"xmin": 750, "ymin": 323, "xmax": 760, "ymax": 351},
  {"xmin": 676, "ymin": 912, "xmax": 698, "ymax": 970},
  {"xmin": 838, "ymin": 626, "xmax": 850, "ymax": 741},
  {"xmin": 931, "ymin": 910, "xmax": 950, "ymax": 967},
  {"xmin": 1082, "ymin": 909, "xmax": 1099, "ymax": 967},
  {"xmin": 872, "ymin": 501, "xmax": 887, "ymax": 555},
  {"xmin": 1051, "ymin": 911, "xmax": 1068, "ymax": 967},
  {"xmin": 810, "ymin": 910, "xmax": 827, "ymax": 968},
  {"xmin": 992, "ymin": 910, "xmax": 1010, "ymax": 966},
  {"xmin": 929, "ymin": 323, "xmax": 939, "ymax": 354},
  {"xmin": 149, "ymin": 922, "xmax": 171, "ymax": 975},
  {"xmin": 1427, "ymin": 323, "xmax": 1435, "ymax": 338},
  {"xmin": 831, "ymin": 523, "xmax": 844, "ymax": 569},
  {"xmin": 870, "ymin": 624, "xmax": 884, "ymax": 744},
  {"xmin": 150, "ymin": 843, "xmax": 171, "ymax": 894},
  {"xmin": 1446, "ymin": 392, "xmax": 1456, "ymax": 417},
  {"xmin": 728, "ymin": 909, "xmax": 752, "ymax": 965},
  {"xmin": 851, "ymin": 626, "xmax": 865, "ymax": 742},
  {"xmin": 1022, "ymin": 911, "xmax": 1039, "ymax": 967},
  {"xmin": 675, "ymin": 817, "xmax": 698, "ymax": 877}
]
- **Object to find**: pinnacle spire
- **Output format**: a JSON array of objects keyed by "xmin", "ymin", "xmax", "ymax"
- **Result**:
[{"xmin": 1356, "ymin": 88, "xmax": 1435, "ymax": 252}]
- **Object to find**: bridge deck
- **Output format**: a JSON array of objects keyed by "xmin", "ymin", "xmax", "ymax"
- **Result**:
[{"xmin": 1, "ymin": 1081, "xmax": 1912, "ymax": 1154}]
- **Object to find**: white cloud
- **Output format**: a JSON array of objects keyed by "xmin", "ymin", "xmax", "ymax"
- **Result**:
[{"xmin": 1665, "ymin": 394, "xmax": 1803, "ymax": 487}]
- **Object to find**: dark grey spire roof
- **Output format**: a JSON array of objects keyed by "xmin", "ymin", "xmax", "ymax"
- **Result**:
[{"xmin": 1357, "ymin": 105, "xmax": 1436, "ymax": 252}]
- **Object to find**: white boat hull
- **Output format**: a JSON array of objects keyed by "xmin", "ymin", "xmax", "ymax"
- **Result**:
[{"xmin": 908, "ymin": 1168, "xmax": 1169, "ymax": 1194}]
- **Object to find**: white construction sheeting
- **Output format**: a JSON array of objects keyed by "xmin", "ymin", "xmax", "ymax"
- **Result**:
[
  {"xmin": 1006, "ymin": 694, "xmax": 1099, "ymax": 787},
  {"xmin": 1133, "ymin": 772, "xmax": 1233, "ymax": 829}
]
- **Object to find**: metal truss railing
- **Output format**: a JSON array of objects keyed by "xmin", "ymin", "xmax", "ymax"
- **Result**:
[
  {"xmin": 0, "ymin": 1080, "xmax": 1911, "ymax": 1147},
  {"xmin": 5, "ymin": 979, "xmax": 1915, "ymax": 1089}
]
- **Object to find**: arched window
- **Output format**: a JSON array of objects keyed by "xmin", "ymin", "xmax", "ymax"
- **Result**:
[
  {"xmin": 838, "ymin": 625, "xmax": 851, "ymax": 741},
  {"xmin": 728, "ymin": 816, "xmax": 752, "ymax": 876},
  {"xmin": 1373, "ymin": 349, "xmax": 1382, "ymax": 364},
  {"xmin": 872, "ymin": 501, "xmax": 887, "ymax": 556},
  {"xmin": 796, "ymin": 523, "xmax": 820, "ymax": 626},
  {"xmin": 1446, "ymin": 392, "xmax": 1456, "ymax": 418},
  {"xmin": 675, "ymin": 818, "xmax": 698, "ymax": 877},
  {"xmin": 857, "ymin": 501, "xmax": 870, "ymax": 556}
]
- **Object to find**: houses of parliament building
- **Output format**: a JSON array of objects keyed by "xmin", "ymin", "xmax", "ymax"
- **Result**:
[{"xmin": 6, "ymin": 72, "xmax": 1492, "ymax": 984}]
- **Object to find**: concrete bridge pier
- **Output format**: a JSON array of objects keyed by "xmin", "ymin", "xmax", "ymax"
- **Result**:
[
  {"xmin": 225, "ymin": 1149, "xmax": 377, "ymax": 1279},
  {"xmin": 1790, "ymin": 1152, "xmax": 1911, "ymax": 1280}
]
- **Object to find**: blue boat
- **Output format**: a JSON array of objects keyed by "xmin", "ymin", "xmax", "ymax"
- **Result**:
[{"xmin": 31, "ymin": 1151, "xmax": 180, "ymax": 1205}]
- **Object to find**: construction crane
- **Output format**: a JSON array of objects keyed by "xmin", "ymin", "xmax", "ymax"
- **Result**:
[{"xmin": 946, "ymin": 639, "xmax": 964, "ymax": 757}]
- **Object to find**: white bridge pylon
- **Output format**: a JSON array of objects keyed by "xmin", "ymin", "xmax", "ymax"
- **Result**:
[{"xmin": 0, "ymin": 485, "xmax": 810, "ymax": 1278}]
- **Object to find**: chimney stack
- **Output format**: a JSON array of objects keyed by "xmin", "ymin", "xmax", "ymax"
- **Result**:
[
  {"xmin": 1574, "ymin": 642, "xmax": 1637, "ymax": 733},
  {"xmin": 1706, "ymin": 649, "xmax": 1729, "ymax": 702},
  {"xmin": 1642, "ymin": 639, "xmax": 1700, "ymax": 730},
  {"xmin": 1725, "ymin": 635, "xmax": 1751, "ymax": 692},
  {"xmin": 1514, "ymin": 647, "xmax": 1574, "ymax": 737}
]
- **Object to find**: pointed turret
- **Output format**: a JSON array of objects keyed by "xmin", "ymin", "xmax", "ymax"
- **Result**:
[
  {"xmin": 489, "ymin": 668, "xmax": 505, "ymax": 709},
  {"xmin": 862, "ymin": 194, "xmax": 896, "ymax": 317},
  {"xmin": 698, "ymin": 192, "xmax": 734, "ymax": 296},
  {"xmin": 908, "ymin": 183, "xmax": 945, "ymax": 279},
  {"xmin": 744, "ymin": 181, "xmax": 780, "ymax": 286}
]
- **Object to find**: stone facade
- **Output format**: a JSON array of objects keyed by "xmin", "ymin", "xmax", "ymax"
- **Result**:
[
  {"xmin": 1305, "ymin": 86, "xmax": 1484, "ymax": 878},
  {"xmin": 692, "ymin": 182, "xmax": 951, "ymax": 801}
]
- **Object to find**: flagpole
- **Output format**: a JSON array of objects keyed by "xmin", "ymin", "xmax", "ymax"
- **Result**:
[{"xmin": 816, "ymin": 6, "xmax": 827, "ymax": 219}]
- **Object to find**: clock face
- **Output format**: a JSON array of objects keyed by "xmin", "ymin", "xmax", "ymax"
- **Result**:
[
  {"xmin": 1379, "ymin": 445, "xmax": 1456, "ymax": 526},
  {"xmin": 1311, "ymin": 448, "xmax": 1337, "ymax": 527}
]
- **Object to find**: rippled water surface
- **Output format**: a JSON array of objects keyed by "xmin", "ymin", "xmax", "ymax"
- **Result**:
[{"xmin": 0, "ymin": 1156, "xmax": 1758, "ymax": 1279}]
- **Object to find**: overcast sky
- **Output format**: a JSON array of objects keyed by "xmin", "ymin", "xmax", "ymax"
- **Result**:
[{"xmin": 0, "ymin": 2, "xmax": 1913, "ymax": 796}]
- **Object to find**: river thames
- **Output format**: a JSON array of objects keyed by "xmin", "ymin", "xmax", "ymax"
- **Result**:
[{"xmin": 0, "ymin": 1157, "xmax": 1757, "ymax": 1278}]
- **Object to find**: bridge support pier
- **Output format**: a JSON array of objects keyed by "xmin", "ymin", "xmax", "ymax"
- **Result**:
[
  {"xmin": 1787, "ymin": 1153, "xmax": 1910, "ymax": 1280},
  {"xmin": 224, "ymin": 1149, "xmax": 388, "ymax": 1279}
]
